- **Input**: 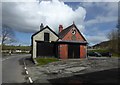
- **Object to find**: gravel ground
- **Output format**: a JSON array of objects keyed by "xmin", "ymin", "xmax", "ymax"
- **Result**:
[{"xmin": 25, "ymin": 57, "xmax": 119, "ymax": 83}]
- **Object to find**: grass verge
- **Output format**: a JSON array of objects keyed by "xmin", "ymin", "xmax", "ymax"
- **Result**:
[{"xmin": 35, "ymin": 57, "xmax": 59, "ymax": 66}]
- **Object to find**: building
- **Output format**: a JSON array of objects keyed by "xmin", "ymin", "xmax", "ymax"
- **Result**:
[
  {"xmin": 2, "ymin": 45, "xmax": 30, "ymax": 54},
  {"xmin": 31, "ymin": 23, "xmax": 87, "ymax": 59}
]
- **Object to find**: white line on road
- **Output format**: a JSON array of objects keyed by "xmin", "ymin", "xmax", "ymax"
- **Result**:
[
  {"xmin": 24, "ymin": 67, "xmax": 27, "ymax": 70},
  {"xmin": 23, "ymin": 58, "xmax": 33, "ymax": 83},
  {"xmin": 25, "ymin": 70, "xmax": 29, "ymax": 75},
  {"xmin": 28, "ymin": 77, "xmax": 33, "ymax": 83}
]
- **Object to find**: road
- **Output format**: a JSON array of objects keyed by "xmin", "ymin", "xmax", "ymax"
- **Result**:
[
  {"xmin": 2, "ymin": 54, "xmax": 31, "ymax": 83},
  {"xmin": 48, "ymin": 68, "xmax": 119, "ymax": 84}
]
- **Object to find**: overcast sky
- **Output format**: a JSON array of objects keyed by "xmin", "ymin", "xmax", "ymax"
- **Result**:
[{"xmin": 1, "ymin": 0, "xmax": 118, "ymax": 46}]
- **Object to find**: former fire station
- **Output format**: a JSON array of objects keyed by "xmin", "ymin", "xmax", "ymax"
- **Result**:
[{"xmin": 31, "ymin": 22, "xmax": 87, "ymax": 59}]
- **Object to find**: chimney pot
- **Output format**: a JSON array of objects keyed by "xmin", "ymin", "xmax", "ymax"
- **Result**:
[
  {"xmin": 59, "ymin": 25, "xmax": 63, "ymax": 33},
  {"xmin": 40, "ymin": 23, "xmax": 44, "ymax": 30}
]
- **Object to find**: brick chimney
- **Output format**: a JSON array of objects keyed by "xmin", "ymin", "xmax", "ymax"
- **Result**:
[{"xmin": 59, "ymin": 25, "xmax": 63, "ymax": 33}]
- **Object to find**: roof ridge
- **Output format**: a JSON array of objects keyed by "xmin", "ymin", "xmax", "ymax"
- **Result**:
[
  {"xmin": 59, "ymin": 23, "xmax": 75, "ymax": 39},
  {"xmin": 59, "ymin": 23, "xmax": 87, "ymax": 41},
  {"xmin": 32, "ymin": 25, "xmax": 59, "ymax": 38}
]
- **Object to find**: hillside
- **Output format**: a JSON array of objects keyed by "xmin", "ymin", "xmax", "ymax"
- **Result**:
[
  {"xmin": 2, "ymin": 45, "xmax": 31, "ymax": 51},
  {"xmin": 92, "ymin": 41, "xmax": 110, "ymax": 49}
]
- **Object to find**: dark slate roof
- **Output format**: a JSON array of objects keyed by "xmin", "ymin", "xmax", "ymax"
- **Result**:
[
  {"xmin": 59, "ymin": 24, "xmax": 73, "ymax": 39},
  {"xmin": 59, "ymin": 23, "xmax": 87, "ymax": 41}
]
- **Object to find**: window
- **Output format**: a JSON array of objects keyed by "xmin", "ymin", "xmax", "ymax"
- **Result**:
[{"xmin": 44, "ymin": 33, "xmax": 49, "ymax": 41}]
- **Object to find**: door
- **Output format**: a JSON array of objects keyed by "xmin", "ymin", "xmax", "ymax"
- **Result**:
[
  {"xmin": 37, "ymin": 42, "xmax": 56, "ymax": 57},
  {"xmin": 68, "ymin": 44, "xmax": 80, "ymax": 58}
]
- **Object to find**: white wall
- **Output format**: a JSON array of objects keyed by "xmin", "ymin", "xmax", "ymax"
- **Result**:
[{"xmin": 32, "ymin": 28, "xmax": 58, "ymax": 58}]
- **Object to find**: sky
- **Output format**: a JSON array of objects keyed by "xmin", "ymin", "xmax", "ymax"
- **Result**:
[{"xmin": 1, "ymin": 0, "xmax": 119, "ymax": 46}]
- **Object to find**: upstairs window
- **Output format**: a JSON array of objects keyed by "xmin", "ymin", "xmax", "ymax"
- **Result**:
[{"xmin": 44, "ymin": 33, "xmax": 49, "ymax": 41}]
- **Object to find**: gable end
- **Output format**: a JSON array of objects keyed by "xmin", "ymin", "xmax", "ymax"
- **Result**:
[
  {"xmin": 59, "ymin": 24, "xmax": 87, "ymax": 41},
  {"xmin": 32, "ymin": 26, "xmax": 59, "ymax": 39}
]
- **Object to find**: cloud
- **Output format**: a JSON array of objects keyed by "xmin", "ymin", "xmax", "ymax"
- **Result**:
[
  {"xmin": 80, "ymin": 2, "xmax": 118, "ymax": 45},
  {"xmin": 2, "ymin": 0, "xmax": 119, "ymax": 2},
  {"xmin": 80, "ymin": 0, "xmax": 119, "ymax": 2},
  {"xmin": 84, "ymin": 25, "xmax": 112, "ymax": 45},
  {"xmin": 2, "ymin": 0, "xmax": 118, "ymax": 45},
  {"xmin": 82, "ymin": 2, "xmax": 118, "ymax": 26},
  {"xmin": 2, "ymin": 0, "xmax": 86, "ymax": 33},
  {"xmin": 85, "ymin": 16, "xmax": 117, "ymax": 26},
  {"xmin": 85, "ymin": 28, "xmax": 110, "ymax": 45},
  {"xmin": 86, "ymin": 35, "xmax": 108, "ymax": 45},
  {"xmin": 0, "ymin": 3, "xmax": 1, "ymax": 22}
]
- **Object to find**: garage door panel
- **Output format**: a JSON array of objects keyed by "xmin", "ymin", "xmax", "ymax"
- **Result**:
[
  {"xmin": 68, "ymin": 44, "xmax": 80, "ymax": 58},
  {"xmin": 37, "ymin": 42, "xmax": 55, "ymax": 57}
]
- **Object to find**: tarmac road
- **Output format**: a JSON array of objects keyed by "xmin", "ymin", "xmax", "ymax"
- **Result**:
[
  {"xmin": 48, "ymin": 68, "xmax": 120, "ymax": 84},
  {"xmin": 2, "ymin": 54, "xmax": 31, "ymax": 83}
]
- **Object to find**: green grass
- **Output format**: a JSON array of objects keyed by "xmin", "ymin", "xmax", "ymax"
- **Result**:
[{"xmin": 35, "ymin": 57, "xmax": 59, "ymax": 66}]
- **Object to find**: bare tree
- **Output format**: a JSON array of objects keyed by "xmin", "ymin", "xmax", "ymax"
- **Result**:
[
  {"xmin": 117, "ymin": 18, "xmax": 120, "ymax": 55},
  {"xmin": 108, "ymin": 28, "xmax": 118, "ymax": 54},
  {"xmin": 2, "ymin": 25, "xmax": 16, "ymax": 45}
]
